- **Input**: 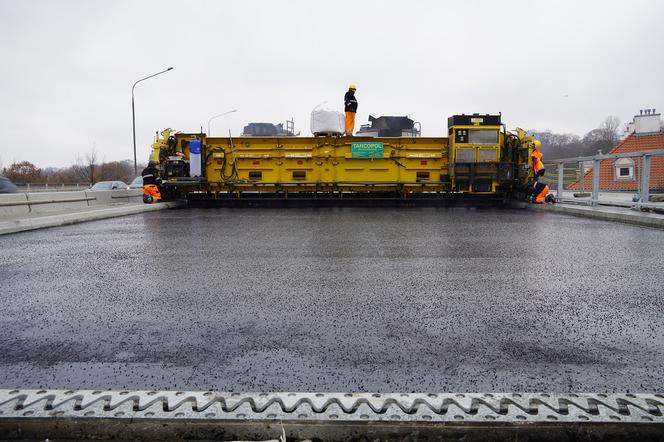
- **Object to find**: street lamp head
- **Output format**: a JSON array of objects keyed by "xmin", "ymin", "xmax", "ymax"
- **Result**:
[
  {"xmin": 207, "ymin": 109, "xmax": 239, "ymax": 135},
  {"xmin": 132, "ymin": 66, "xmax": 175, "ymax": 175}
]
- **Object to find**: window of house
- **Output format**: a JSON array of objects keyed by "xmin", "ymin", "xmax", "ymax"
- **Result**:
[{"xmin": 614, "ymin": 158, "xmax": 634, "ymax": 180}]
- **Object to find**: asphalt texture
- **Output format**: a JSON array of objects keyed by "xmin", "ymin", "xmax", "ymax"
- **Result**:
[{"xmin": 0, "ymin": 207, "xmax": 663, "ymax": 393}]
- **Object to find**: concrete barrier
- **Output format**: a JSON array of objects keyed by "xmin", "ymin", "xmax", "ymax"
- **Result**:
[
  {"xmin": 0, "ymin": 193, "xmax": 30, "ymax": 217},
  {"xmin": 88, "ymin": 189, "xmax": 142, "ymax": 205},
  {"xmin": 87, "ymin": 190, "xmax": 109, "ymax": 205},
  {"xmin": 0, "ymin": 190, "xmax": 143, "ymax": 217},
  {"xmin": 0, "ymin": 201, "xmax": 182, "ymax": 235},
  {"xmin": 110, "ymin": 189, "xmax": 143, "ymax": 204},
  {"xmin": 25, "ymin": 191, "xmax": 92, "ymax": 213},
  {"xmin": 0, "ymin": 189, "xmax": 182, "ymax": 235}
]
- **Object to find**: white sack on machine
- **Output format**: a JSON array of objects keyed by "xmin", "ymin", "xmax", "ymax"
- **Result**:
[{"xmin": 310, "ymin": 106, "xmax": 345, "ymax": 135}]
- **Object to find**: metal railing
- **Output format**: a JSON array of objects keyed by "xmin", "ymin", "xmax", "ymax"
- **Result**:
[
  {"xmin": 14, "ymin": 183, "xmax": 90, "ymax": 192},
  {"xmin": 542, "ymin": 149, "xmax": 664, "ymax": 209}
]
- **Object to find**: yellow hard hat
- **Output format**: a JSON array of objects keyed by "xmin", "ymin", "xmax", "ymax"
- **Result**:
[
  {"xmin": 533, "ymin": 139, "xmax": 542, "ymax": 149},
  {"xmin": 349, "ymin": 83, "xmax": 357, "ymax": 90}
]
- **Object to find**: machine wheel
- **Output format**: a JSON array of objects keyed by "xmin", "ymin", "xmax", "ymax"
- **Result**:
[{"xmin": 142, "ymin": 194, "xmax": 153, "ymax": 204}]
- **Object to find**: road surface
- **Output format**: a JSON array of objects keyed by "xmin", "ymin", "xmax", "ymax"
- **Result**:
[{"xmin": 0, "ymin": 207, "xmax": 662, "ymax": 392}]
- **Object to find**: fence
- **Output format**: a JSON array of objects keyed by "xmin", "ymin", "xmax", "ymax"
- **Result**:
[
  {"xmin": 542, "ymin": 149, "xmax": 664, "ymax": 209},
  {"xmin": 14, "ymin": 183, "xmax": 90, "ymax": 192}
]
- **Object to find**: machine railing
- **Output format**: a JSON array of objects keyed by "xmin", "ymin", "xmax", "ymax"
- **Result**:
[{"xmin": 542, "ymin": 149, "xmax": 664, "ymax": 209}]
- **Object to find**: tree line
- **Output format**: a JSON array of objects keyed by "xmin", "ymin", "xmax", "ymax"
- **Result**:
[
  {"xmin": 1, "ymin": 147, "xmax": 142, "ymax": 185},
  {"xmin": 531, "ymin": 116, "xmax": 622, "ymax": 160}
]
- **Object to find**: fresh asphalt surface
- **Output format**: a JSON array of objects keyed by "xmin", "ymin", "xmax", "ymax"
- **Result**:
[{"xmin": 0, "ymin": 207, "xmax": 663, "ymax": 393}]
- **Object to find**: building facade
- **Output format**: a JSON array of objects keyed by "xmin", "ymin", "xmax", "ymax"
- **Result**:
[{"xmin": 570, "ymin": 110, "xmax": 664, "ymax": 192}]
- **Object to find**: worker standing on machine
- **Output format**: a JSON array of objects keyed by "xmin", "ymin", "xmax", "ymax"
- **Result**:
[
  {"xmin": 531, "ymin": 140, "xmax": 545, "ymax": 180},
  {"xmin": 141, "ymin": 160, "xmax": 161, "ymax": 204},
  {"xmin": 344, "ymin": 83, "xmax": 358, "ymax": 136}
]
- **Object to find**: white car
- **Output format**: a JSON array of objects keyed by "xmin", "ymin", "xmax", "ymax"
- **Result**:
[
  {"xmin": 129, "ymin": 176, "xmax": 143, "ymax": 189},
  {"xmin": 89, "ymin": 181, "xmax": 129, "ymax": 191}
]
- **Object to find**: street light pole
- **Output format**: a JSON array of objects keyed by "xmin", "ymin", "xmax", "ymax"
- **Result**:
[
  {"xmin": 208, "ymin": 109, "xmax": 238, "ymax": 135},
  {"xmin": 132, "ymin": 67, "xmax": 173, "ymax": 175}
]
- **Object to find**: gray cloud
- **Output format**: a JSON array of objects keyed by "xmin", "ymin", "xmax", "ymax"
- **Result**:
[{"xmin": 0, "ymin": 0, "xmax": 662, "ymax": 167}]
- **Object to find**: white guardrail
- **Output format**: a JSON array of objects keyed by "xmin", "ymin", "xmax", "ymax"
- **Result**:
[
  {"xmin": 543, "ymin": 148, "xmax": 664, "ymax": 209},
  {"xmin": 14, "ymin": 183, "xmax": 91, "ymax": 192},
  {"xmin": 0, "ymin": 189, "xmax": 143, "ymax": 217}
]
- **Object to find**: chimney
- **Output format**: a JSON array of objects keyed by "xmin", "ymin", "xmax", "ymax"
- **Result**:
[{"xmin": 633, "ymin": 107, "xmax": 661, "ymax": 135}]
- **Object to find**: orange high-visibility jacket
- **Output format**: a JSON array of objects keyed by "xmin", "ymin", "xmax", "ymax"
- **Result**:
[
  {"xmin": 532, "ymin": 149, "xmax": 544, "ymax": 173},
  {"xmin": 534, "ymin": 184, "xmax": 549, "ymax": 204},
  {"xmin": 143, "ymin": 184, "xmax": 161, "ymax": 201}
]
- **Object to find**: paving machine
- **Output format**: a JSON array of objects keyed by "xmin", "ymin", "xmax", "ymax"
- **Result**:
[
  {"xmin": 148, "ymin": 113, "xmax": 539, "ymax": 201},
  {"xmin": 356, "ymin": 115, "xmax": 421, "ymax": 137}
]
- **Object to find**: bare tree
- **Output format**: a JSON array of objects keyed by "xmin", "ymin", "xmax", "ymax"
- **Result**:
[
  {"xmin": 99, "ymin": 160, "xmax": 133, "ymax": 182},
  {"xmin": 532, "ymin": 115, "xmax": 623, "ymax": 158},
  {"xmin": 530, "ymin": 130, "xmax": 584, "ymax": 159},
  {"xmin": 72, "ymin": 145, "xmax": 98, "ymax": 184},
  {"xmin": 599, "ymin": 116, "xmax": 620, "ymax": 146}
]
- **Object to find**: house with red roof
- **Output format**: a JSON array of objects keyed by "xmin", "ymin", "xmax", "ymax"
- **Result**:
[{"xmin": 570, "ymin": 109, "xmax": 664, "ymax": 192}]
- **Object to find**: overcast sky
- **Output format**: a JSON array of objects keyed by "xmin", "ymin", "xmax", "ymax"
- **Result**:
[{"xmin": 0, "ymin": 0, "xmax": 662, "ymax": 168}]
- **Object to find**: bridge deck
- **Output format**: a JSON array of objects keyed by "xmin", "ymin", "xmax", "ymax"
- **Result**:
[{"xmin": 1, "ymin": 207, "xmax": 662, "ymax": 394}]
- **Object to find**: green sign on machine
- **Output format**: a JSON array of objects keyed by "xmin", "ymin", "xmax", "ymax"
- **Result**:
[{"xmin": 351, "ymin": 142, "xmax": 384, "ymax": 159}]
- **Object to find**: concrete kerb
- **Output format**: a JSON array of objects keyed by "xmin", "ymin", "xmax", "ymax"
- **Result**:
[
  {"xmin": 515, "ymin": 201, "xmax": 664, "ymax": 229},
  {"xmin": 0, "ymin": 201, "xmax": 183, "ymax": 236}
]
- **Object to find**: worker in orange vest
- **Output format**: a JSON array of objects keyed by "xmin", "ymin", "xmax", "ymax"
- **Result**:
[
  {"xmin": 141, "ymin": 160, "xmax": 162, "ymax": 204},
  {"xmin": 344, "ymin": 83, "xmax": 358, "ymax": 136},
  {"xmin": 531, "ymin": 139, "xmax": 545, "ymax": 179},
  {"xmin": 529, "ymin": 181, "xmax": 555, "ymax": 204}
]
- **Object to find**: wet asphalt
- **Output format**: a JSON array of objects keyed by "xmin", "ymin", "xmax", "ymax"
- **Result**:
[{"xmin": 0, "ymin": 207, "xmax": 663, "ymax": 393}]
